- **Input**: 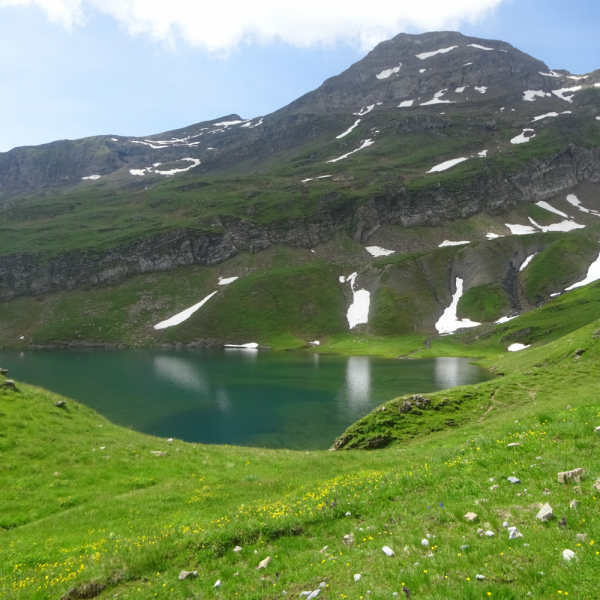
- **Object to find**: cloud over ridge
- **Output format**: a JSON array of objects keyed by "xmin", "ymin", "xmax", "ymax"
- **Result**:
[{"xmin": 2, "ymin": 0, "xmax": 505, "ymax": 52}]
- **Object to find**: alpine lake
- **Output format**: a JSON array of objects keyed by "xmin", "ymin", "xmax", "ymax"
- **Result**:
[{"xmin": 0, "ymin": 348, "xmax": 494, "ymax": 450}]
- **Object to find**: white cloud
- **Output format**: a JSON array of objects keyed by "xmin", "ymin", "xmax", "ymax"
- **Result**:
[{"xmin": 1, "ymin": 0, "xmax": 506, "ymax": 52}]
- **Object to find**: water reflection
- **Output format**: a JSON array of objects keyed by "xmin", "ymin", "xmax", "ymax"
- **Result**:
[
  {"xmin": 153, "ymin": 355, "xmax": 209, "ymax": 395},
  {"xmin": 342, "ymin": 356, "xmax": 372, "ymax": 418},
  {"xmin": 435, "ymin": 357, "xmax": 472, "ymax": 390}
]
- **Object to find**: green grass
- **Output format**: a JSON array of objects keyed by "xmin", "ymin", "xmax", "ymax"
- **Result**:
[{"xmin": 1, "ymin": 315, "xmax": 600, "ymax": 599}]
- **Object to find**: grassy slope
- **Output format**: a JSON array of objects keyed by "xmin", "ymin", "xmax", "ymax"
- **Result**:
[{"xmin": 1, "ymin": 314, "xmax": 600, "ymax": 598}]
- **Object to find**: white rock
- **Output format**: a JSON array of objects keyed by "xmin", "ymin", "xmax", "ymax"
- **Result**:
[
  {"xmin": 257, "ymin": 556, "xmax": 271, "ymax": 569},
  {"xmin": 536, "ymin": 503, "xmax": 554, "ymax": 522},
  {"xmin": 345, "ymin": 511, "xmax": 351, "ymax": 516},
  {"xmin": 306, "ymin": 590, "xmax": 321, "ymax": 599},
  {"xmin": 563, "ymin": 549, "xmax": 575, "ymax": 561},
  {"xmin": 382, "ymin": 546, "xmax": 395, "ymax": 556},
  {"xmin": 426, "ymin": 533, "xmax": 431, "ymax": 539},
  {"xmin": 485, "ymin": 531, "xmax": 495, "ymax": 537},
  {"xmin": 354, "ymin": 574, "xmax": 361, "ymax": 582},
  {"xmin": 508, "ymin": 526, "xmax": 522, "ymax": 540},
  {"xmin": 460, "ymin": 545, "xmax": 469, "ymax": 550},
  {"xmin": 570, "ymin": 500, "xmax": 580, "ymax": 509},
  {"xmin": 421, "ymin": 539, "xmax": 429, "ymax": 546},
  {"xmin": 233, "ymin": 546, "xmax": 242, "ymax": 553},
  {"xmin": 319, "ymin": 583, "xmax": 326, "ymax": 589},
  {"xmin": 507, "ymin": 476, "xmax": 521, "ymax": 484},
  {"xmin": 214, "ymin": 580, "xmax": 222, "ymax": 588},
  {"xmin": 476, "ymin": 574, "xmax": 486, "ymax": 580},
  {"xmin": 503, "ymin": 521, "xmax": 510, "ymax": 528},
  {"xmin": 464, "ymin": 512, "xmax": 478, "ymax": 522}
]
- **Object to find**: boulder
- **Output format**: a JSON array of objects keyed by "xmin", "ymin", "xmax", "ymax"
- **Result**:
[
  {"xmin": 54, "ymin": 401, "xmax": 67, "ymax": 408},
  {"xmin": 399, "ymin": 401, "xmax": 413, "ymax": 414},
  {"xmin": 2, "ymin": 380, "xmax": 17, "ymax": 390},
  {"xmin": 557, "ymin": 468, "xmax": 585, "ymax": 484},
  {"xmin": 342, "ymin": 533, "xmax": 355, "ymax": 546},
  {"xmin": 0, "ymin": 368, "xmax": 8, "ymax": 376},
  {"xmin": 178, "ymin": 571, "xmax": 198, "ymax": 580},
  {"xmin": 536, "ymin": 503, "xmax": 554, "ymax": 522},
  {"xmin": 464, "ymin": 512, "xmax": 478, "ymax": 522},
  {"xmin": 256, "ymin": 556, "xmax": 271, "ymax": 569}
]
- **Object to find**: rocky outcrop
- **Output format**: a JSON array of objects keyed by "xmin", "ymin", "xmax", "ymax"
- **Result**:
[{"xmin": 1, "ymin": 143, "xmax": 598, "ymax": 301}]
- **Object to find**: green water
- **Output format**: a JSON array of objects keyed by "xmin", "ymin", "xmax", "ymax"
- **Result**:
[{"xmin": 0, "ymin": 349, "xmax": 493, "ymax": 450}]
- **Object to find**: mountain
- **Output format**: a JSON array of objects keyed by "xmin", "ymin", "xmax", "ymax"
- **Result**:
[{"xmin": 0, "ymin": 31, "xmax": 599, "ymax": 350}]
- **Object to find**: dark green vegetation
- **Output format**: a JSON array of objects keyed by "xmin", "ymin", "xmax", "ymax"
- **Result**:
[
  {"xmin": 2, "ymin": 300, "xmax": 600, "ymax": 598},
  {"xmin": 457, "ymin": 284, "xmax": 509, "ymax": 323}
]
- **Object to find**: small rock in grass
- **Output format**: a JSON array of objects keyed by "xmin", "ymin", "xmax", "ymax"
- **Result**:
[
  {"xmin": 477, "ymin": 528, "xmax": 484, "ymax": 537},
  {"xmin": 233, "ymin": 546, "xmax": 242, "ymax": 553},
  {"xmin": 354, "ymin": 574, "xmax": 361, "ymax": 582},
  {"xmin": 178, "ymin": 570, "xmax": 197, "ymax": 580},
  {"xmin": 421, "ymin": 539, "xmax": 429, "ymax": 547},
  {"xmin": 508, "ymin": 526, "xmax": 522, "ymax": 540},
  {"xmin": 536, "ymin": 503, "xmax": 554, "ymax": 522},
  {"xmin": 256, "ymin": 556, "xmax": 271, "ymax": 569},
  {"xmin": 595, "ymin": 426, "xmax": 600, "ymax": 434},
  {"xmin": 563, "ymin": 549, "xmax": 575, "ymax": 561},
  {"xmin": 382, "ymin": 546, "xmax": 395, "ymax": 556},
  {"xmin": 54, "ymin": 401, "xmax": 67, "ymax": 407},
  {"xmin": 318, "ymin": 583, "xmax": 326, "ymax": 589},
  {"xmin": 557, "ymin": 468, "xmax": 585, "ymax": 484},
  {"xmin": 524, "ymin": 543, "xmax": 530, "ymax": 547},
  {"xmin": 345, "ymin": 511, "xmax": 351, "ymax": 516},
  {"xmin": 306, "ymin": 590, "xmax": 321, "ymax": 599},
  {"xmin": 254, "ymin": 550, "xmax": 258, "ymax": 554},
  {"xmin": 426, "ymin": 552, "xmax": 434, "ymax": 557},
  {"xmin": 2, "ymin": 380, "xmax": 17, "ymax": 390},
  {"xmin": 464, "ymin": 512, "xmax": 478, "ymax": 522},
  {"xmin": 507, "ymin": 443, "xmax": 521, "ymax": 448},
  {"xmin": 573, "ymin": 486, "xmax": 582, "ymax": 495},
  {"xmin": 400, "ymin": 401, "xmax": 413, "ymax": 413},
  {"xmin": 569, "ymin": 500, "xmax": 580, "ymax": 509},
  {"xmin": 503, "ymin": 521, "xmax": 510, "ymax": 528},
  {"xmin": 167, "ymin": 438, "xmax": 173, "ymax": 443},
  {"xmin": 476, "ymin": 574, "xmax": 485, "ymax": 581},
  {"xmin": 342, "ymin": 533, "xmax": 355, "ymax": 546},
  {"xmin": 426, "ymin": 533, "xmax": 431, "ymax": 539},
  {"xmin": 593, "ymin": 479, "xmax": 600, "ymax": 492},
  {"xmin": 319, "ymin": 546, "xmax": 328, "ymax": 553},
  {"xmin": 576, "ymin": 533, "xmax": 587, "ymax": 542},
  {"xmin": 485, "ymin": 531, "xmax": 495, "ymax": 537},
  {"xmin": 150, "ymin": 451, "xmax": 167, "ymax": 457},
  {"xmin": 507, "ymin": 476, "xmax": 521, "ymax": 484},
  {"xmin": 542, "ymin": 489, "xmax": 551, "ymax": 495},
  {"xmin": 393, "ymin": 594, "xmax": 399, "ymax": 598},
  {"xmin": 300, "ymin": 592, "xmax": 312, "ymax": 597},
  {"xmin": 214, "ymin": 580, "xmax": 222, "ymax": 588},
  {"xmin": 0, "ymin": 368, "xmax": 8, "ymax": 376},
  {"xmin": 460, "ymin": 545, "xmax": 469, "ymax": 550},
  {"xmin": 559, "ymin": 517, "xmax": 567, "ymax": 528},
  {"xmin": 490, "ymin": 485, "xmax": 499, "ymax": 491}
]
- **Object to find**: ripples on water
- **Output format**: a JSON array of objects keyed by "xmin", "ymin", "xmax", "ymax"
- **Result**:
[{"xmin": 0, "ymin": 349, "xmax": 493, "ymax": 450}]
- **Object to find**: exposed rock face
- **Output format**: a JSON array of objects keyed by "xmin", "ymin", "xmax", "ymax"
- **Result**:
[{"xmin": 1, "ymin": 144, "xmax": 598, "ymax": 302}]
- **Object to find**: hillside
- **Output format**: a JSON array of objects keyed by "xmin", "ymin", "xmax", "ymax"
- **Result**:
[
  {"xmin": 0, "ymin": 31, "xmax": 599, "ymax": 350},
  {"xmin": 1, "ymin": 304, "xmax": 599, "ymax": 598}
]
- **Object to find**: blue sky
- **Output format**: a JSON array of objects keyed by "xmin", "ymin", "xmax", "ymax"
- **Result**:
[{"xmin": 1, "ymin": 0, "xmax": 598, "ymax": 152}]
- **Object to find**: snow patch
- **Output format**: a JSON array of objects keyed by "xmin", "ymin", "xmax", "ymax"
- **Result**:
[
  {"xmin": 455, "ymin": 86, "xmax": 468, "ymax": 93},
  {"xmin": 511, "ymin": 129, "xmax": 536, "ymax": 144},
  {"xmin": 438, "ymin": 240, "xmax": 469, "ymax": 247},
  {"xmin": 224, "ymin": 343, "xmax": 259, "ymax": 349},
  {"xmin": 478, "ymin": 150, "xmax": 488, "ymax": 157},
  {"xmin": 353, "ymin": 105, "xmax": 375, "ymax": 116},
  {"xmin": 376, "ymin": 64, "xmax": 401, "ymax": 79},
  {"xmin": 535, "ymin": 201, "xmax": 569, "ymax": 218},
  {"xmin": 539, "ymin": 71, "xmax": 561, "ymax": 78},
  {"xmin": 365, "ymin": 246, "xmax": 394, "ymax": 257},
  {"xmin": 565, "ymin": 250, "xmax": 600, "ymax": 290},
  {"xmin": 130, "ymin": 169, "xmax": 147, "ymax": 176},
  {"xmin": 468, "ymin": 44, "xmax": 494, "ymax": 51},
  {"xmin": 419, "ymin": 69, "xmax": 426, "ymax": 74},
  {"xmin": 519, "ymin": 253, "xmax": 537, "ymax": 272},
  {"xmin": 218, "ymin": 277, "xmax": 238, "ymax": 285},
  {"xmin": 213, "ymin": 120, "xmax": 247, "ymax": 127},
  {"xmin": 486, "ymin": 232, "xmax": 502, "ymax": 239},
  {"xmin": 336, "ymin": 119, "xmax": 361, "ymax": 139},
  {"xmin": 416, "ymin": 46, "xmax": 458, "ymax": 60},
  {"xmin": 154, "ymin": 291, "xmax": 218, "ymax": 330},
  {"xmin": 111, "ymin": 138, "xmax": 118, "ymax": 141},
  {"xmin": 326, "ymin": 139, "xmax": 374, "ymax": 163},
  {"xmin": 528, "ymin": 217, "xmax": 584, "ymax": 233},
  {"xmin": 508, "ymin": 343, "xmax": 530, "ymax": 352},
  {"xmin": 427, "ymin": 157, "xmax": 468, "ymax": 173},
  {"xmin": 552, "ymin": 86, "xmax": 581, "ymax": 103},
  {"xmin": 474, "ymin": 86, "xmax": 487, "ymax": 94},
  {"xmin": 398, "ymin": 100, "xmax": 414, "ymax": 108},
  {"xmin": 130, "ymin": 140, "xmax": 168, "ymax": 149},
  {"xmin": 523, "ymin": 90, "xmax": 551, "ymax": 102},
  {"xmin": 532, "ymin": 111, "xmax": 571, "ymax": 122},
  {"xmin": 505, "ymin": 223, "xmax": 537, "ymax": 235},
  {"xmin": 82, "ymin": 175, "xmax": 101, "ymax": 180},
  {"xmin": 463, "ymin": 63, "xmax": 473, "ymax": 67},
  {"xmin": 495, "ymin": 316, "xmax": 517, "ymax": 324},
  {"xmin": 341, "ymin": 273, "xmax": 370, "ymax": 329},
  {"xmin": 435, "ymin": 277, "xmax": 481, "ymax": 334},
  {"xmin": 566, "ymin": 194, "xmax": 600, "ymax": 216},
  {"xmin": 421, "ymin": 89, "xmax": 455, "ymax": 106},
  {"xmin": 154, "ymin": 158, "xmax": 201, "ymax": 176}
]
